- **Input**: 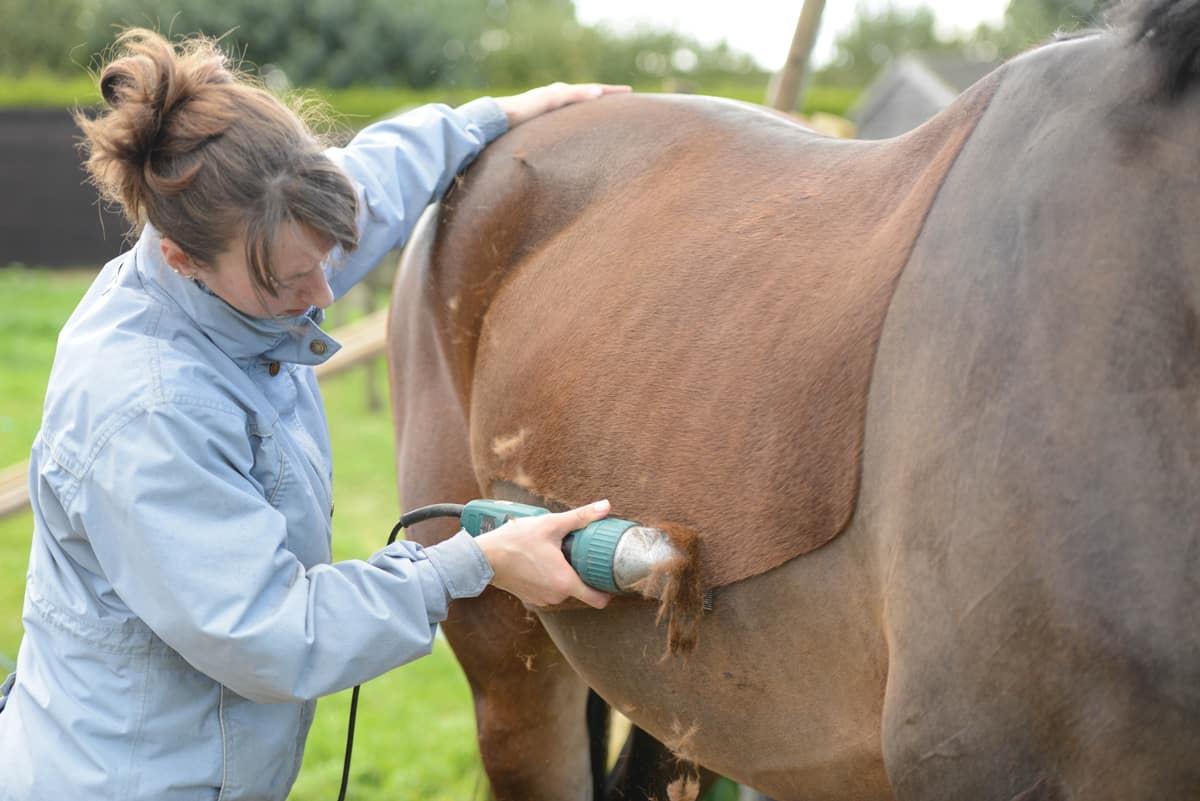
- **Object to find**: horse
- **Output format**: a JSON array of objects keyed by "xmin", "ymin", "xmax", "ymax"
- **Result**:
[{"xmin": 385, "ymin": 1, "xmax": 1200, "ymax": 798}]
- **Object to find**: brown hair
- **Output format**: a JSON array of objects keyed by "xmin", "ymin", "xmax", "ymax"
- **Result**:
[{"xmin": 75, "ymin": 28, "xmax": 359, "ymax": 295}]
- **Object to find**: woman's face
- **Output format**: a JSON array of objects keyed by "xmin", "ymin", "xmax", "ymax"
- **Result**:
[{"xmin": 163, "ymin": 220, "xmax": 336, "ymax": 319}]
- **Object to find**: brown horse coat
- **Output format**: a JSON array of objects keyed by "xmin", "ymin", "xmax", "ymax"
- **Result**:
[{"xmin": 397, "ymin": 84, "xmax": 996, "ymax": 595}]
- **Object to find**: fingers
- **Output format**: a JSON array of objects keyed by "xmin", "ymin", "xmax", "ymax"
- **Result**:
[
  {"xmin": 554, "ymin": 501, "xmax": 614, "ymax": 608},
  {"xmin": 549, "ymin": 499, "xmax": 610, "ymax": 539},
  {"xmin": 572, "ymin": 581, "xmax": 612, "ymax": 609},
  {"xmin": 499, "ymin": 83, "xmax": 632, "ymax": 128},
  {"xmin": 481, "ymin": 498, "xmax": 617, "ymax": 609},
  {"xmin": 555, "ymin": 83, "xmax": 631, "ymax": 104},
  {"xmin": 594, "ymin": 83, "xmax": 633, "ymax": 96}
]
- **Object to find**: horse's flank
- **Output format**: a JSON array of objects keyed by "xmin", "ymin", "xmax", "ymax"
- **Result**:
[{"xmin": 421, "ymin": 77, "xmax": 999, "ymax": 596}]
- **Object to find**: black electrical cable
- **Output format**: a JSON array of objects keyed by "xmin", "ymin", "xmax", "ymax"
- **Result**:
[{"xmin": 336, "ymin": 503, "xmax": 467, "ymax": 801}]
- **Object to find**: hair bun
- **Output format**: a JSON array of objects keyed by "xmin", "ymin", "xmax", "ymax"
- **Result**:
[
  {"xmin": 77, "ymin": 28, "xmax": 236, "ymax": 226},
  {"xmin": 99, "ymin": 70, "xmax": 129, "ymax": 108}
]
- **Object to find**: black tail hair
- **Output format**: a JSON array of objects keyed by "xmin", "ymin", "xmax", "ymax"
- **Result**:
[
  {"xmin": 1115, "ymin": 0, "xmax": 1200, "ymax": 96},
  {"xmin": 587, "ymin": 689, "xmax": 610, "ymax": 800}
]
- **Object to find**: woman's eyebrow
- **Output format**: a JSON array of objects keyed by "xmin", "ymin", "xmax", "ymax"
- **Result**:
[{"xmin": 274, "ymin": 264, "xmax": 324, "ymax": 285}]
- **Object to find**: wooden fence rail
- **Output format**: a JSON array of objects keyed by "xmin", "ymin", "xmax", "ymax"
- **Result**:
[{"xmin": 0, "ymin": 310, "xmax": 389, "ymax": 520}]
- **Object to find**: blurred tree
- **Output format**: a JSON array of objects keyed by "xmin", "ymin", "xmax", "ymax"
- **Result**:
[
  {"xmin": 816, "ymin": 3, "xmax": 961, "ymax": 86},
  {"xmin": 1, "ymin": 0, "xmax": 766, "ymax": 92},
  {"xmin": 84, "ymin": 0, "xmax": 461, "ymax": 87},
  {"xmin": 811, "ymin": 0, "xmax": 1108, "ymax": 92},
  {"xmin": 0, "ymin": 0, "xmax": 97, "ymax": 73},
  {"xmin": 972, "ymin": 0, "xmax": 1107, "ymax": 57}
]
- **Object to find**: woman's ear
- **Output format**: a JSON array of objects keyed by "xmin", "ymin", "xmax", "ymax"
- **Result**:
[{"xmin": 160, "ymin": 238, "xmax": 195, "ymax": 278}]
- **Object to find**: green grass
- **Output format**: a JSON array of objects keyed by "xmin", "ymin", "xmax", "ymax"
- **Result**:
[{"xmin": 0, "ymin": 71, "xmax": 101, "ymax": 109}]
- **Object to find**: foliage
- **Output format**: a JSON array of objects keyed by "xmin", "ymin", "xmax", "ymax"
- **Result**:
[
  {"xmin": 1, "ymin": 0, "xmax": 768, "ymax": 92},
  {"xmin": 817, "ymin": 3, "xmax": 959, "ymax": 86},
  {"xmin": 0, "ymin": 0, "xmax": 96, "ymax": 74},
  {"xmin": 972, "ymin": 0, "xmax": 1109, "ymax": 57},
  {"xmin": 815, "ymin": 0, "xmax": 1110, "ymax": 88}
]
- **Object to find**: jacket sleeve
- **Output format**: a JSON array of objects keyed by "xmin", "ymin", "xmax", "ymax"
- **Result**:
[
  {"xmin": 73, "ymin": 400, "xmax": 493, "ymax": 704},
  {"xmin": 323, "ymin": 97, "xmax": 509, "ymax": 300}
]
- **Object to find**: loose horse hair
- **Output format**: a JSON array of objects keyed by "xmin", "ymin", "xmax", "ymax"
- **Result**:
[{"xmin": 1116, "ymin": 0, "xmax": 1200, "ymax": 97}]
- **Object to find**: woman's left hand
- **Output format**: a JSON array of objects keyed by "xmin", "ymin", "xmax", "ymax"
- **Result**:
[{"xmin": 495, "ymin": 82, "xmax": 632, "ymax": 128}]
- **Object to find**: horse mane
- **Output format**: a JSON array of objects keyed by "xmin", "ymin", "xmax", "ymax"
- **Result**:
[{"xmin": 1114, "ymin": 0, "xmax": 1200, "ymax": 97}]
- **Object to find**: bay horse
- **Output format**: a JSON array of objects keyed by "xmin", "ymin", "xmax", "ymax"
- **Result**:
[{"xmin": 386, "ymin": 1, "xmax": 1200, "ymax": 798}]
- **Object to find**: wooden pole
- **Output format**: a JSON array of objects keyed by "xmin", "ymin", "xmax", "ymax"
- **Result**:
[
  {"xmin": 361, "ymin": 268, "xmax": 383, "ymax": 413},
  {"xmin": 768, "ymin": 0, "xmax": 827, "ymax": 114}
]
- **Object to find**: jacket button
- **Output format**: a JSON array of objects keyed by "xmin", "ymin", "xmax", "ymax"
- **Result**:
[
  {"xmin": 309, "ymin": 340, "xmax": 328, "ymax": 355},
  {"xmin": 268, "ymin": 361, "xmax": 281, "ymax": 376}
]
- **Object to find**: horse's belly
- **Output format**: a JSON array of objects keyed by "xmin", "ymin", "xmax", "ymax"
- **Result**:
[{"xmin": 537, "ymin": 516, "xmax": 894, "ymax": 801}]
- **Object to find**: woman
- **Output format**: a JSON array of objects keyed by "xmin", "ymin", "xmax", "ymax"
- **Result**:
[{"xmin": 0, "ymin": 28, "xmax": 626, "ymax": 801}]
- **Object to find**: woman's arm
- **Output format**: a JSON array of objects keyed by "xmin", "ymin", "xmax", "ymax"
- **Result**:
[{"xmin": 77, "ymin": 402, "xmax": 486, "ymax": 704}]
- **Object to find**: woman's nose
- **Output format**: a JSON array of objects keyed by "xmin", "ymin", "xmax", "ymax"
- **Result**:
[{"xmin": 302, "ymin": 272, "xmax": 335, "ymax": 310}]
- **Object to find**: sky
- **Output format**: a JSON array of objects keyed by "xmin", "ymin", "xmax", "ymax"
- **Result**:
[{"xmin": 572, "ymin": 1, "xmax": 1010, "ymax": 70}]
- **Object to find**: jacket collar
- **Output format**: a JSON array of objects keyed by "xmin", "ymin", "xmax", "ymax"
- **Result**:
[{"xmin": 133, "ymin": 225, "xmax": 341, "ymax": 366}]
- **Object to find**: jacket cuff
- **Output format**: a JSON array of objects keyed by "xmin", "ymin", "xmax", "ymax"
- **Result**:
[
  {"xmin": 423, "ymin": 529, "xmax": 494, "ymax": 600},
  {"xmin": 456, "ymin": 97, "xmax": 509, "ymax": 145}
]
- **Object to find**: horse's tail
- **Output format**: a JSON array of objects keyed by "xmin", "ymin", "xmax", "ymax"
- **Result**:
[
  {"xmin": 586, "ymin": 689, "xmax": 610, "ymax": 800},
  {"xmin": 1115, "ymin": 0, "xmax": 1200, "ymax": 97}
]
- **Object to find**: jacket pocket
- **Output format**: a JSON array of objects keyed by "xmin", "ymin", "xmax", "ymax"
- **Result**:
[
  {"xmin": 247, "ymin": 427, "xmax": 286, "ymax": 506},
  {"xmin": 217, "ymin": 686, "xmax": 308, "ymax": 801}
]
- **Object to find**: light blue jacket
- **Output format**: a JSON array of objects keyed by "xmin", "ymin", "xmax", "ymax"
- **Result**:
[{"xmin": 0, "ymin": 98, "xmax": 507, "ymax": 801}]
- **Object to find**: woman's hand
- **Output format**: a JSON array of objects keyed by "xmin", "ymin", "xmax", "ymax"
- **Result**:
[
  {"xmin": 494, "ymin": 83, "xmax": 632, "ymax": 128},
  {"xmin": 476, "ymin": 499, "xmax": 614, "ymax": 609}
]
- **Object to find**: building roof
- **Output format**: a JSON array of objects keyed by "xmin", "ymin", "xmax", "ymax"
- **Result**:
[{"xmin": 852, "ymin": 53, "xmax": 1001, "ymax": 140}]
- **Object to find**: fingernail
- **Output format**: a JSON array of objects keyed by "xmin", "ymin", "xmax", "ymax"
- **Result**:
[
  {"xmin": 590, "ymin": 86, "xmax": 603, "ymax": 97},
  {"xmin": 593, "ymin": 500, "xmax": 610, "ymax": 512}
]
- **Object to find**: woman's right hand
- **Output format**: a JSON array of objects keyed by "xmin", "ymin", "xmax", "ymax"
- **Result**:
[
  {"xmin": 475, "ymin": 500, "xmax": 614, "ymax": 609},
  {"xmin": 494, "ymin": 83, "xmax": 631, "ymax": 128}
]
